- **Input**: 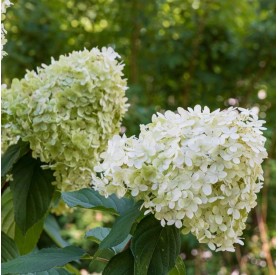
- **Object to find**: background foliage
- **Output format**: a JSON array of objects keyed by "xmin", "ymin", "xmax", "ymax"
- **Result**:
[{"xmin": 2, "ymin": 0, "xmax": 275, "ymax": 274}]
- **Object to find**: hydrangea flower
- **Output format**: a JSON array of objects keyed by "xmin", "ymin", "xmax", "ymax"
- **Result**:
[
  {"xmin": 2, "ymin": 47, "xmax": 128, "ymax": 191},
  {"xmin": 92, "ymin": 105, "xmax": 267, "ymax": 252},
  {"xmin": 1, "ymin": 0, "xmax": 12, "ymax": 59}
]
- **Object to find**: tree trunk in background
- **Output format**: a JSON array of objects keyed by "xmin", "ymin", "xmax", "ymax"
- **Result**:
[
  {"xmin": 130, "ymin": 0, "xmax": 140, "ymax": 84},
  {"xmin": 182, "ymin": 3, "xmax": 207, "ymax": 108}
]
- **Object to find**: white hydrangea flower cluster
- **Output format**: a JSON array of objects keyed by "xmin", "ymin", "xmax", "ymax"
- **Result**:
[
  {"xmin": 1, "ymin": 0, "xmax": 12, "ymax": 59},
  {"xmin": 92, "ymin": 105, "xmax": 267, "ymax": 252},
  {"xmin": 2, "ymin": 47, "xmax": 128, "ymax": 191}
]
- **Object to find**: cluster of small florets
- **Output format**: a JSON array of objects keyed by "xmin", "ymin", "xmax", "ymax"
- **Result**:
[
  {"xmin": 92, "ymin": 105, "xmax": 267, "ymax": 251},
  {"xmin": 1, "ymin": 0, "xmax": 12, "ymax": 58},
  {"xmin": 2, "ymin": 47, "xmax": 128, "ymax": 191}
]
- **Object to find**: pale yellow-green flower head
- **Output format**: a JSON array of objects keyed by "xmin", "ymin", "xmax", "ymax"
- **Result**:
[
  {"xmin": 93, "ymin": 106, "xmax": 267, "ymax": 252},
  {"xmin": 2, "ymin": 47, "xmax": 128, "ymax": 191}
]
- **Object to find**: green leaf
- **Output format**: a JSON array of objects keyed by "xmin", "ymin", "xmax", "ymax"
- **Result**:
[
  {"xmin": 1, "ymin": 139, "xmax": 29, "ymax": 180},
  {"xmin": 44, "ymin": 215, "xmax": 70, "ymax": 248},
  {"xmin": 1, "ymin": 246, "xmax": 84, "ymax": 274},
  {"xmin": 63, "ymin": 263, "xmax": 80, "ymax": 275},
  {"xmin": 99, "ymin": 201, "xmax": 142, "ymax": 250},
  {"xmin": 23, "ymin": 267, "xmax": 72, "ymax": 275},
  {"xmin": 88, "ymin": 249, "xmax": 115, "ymax": 273},
  {"xmin": 1, "ymin": 188, "xmax": 15, "ymax": 238},
  {"xmin": 86, "ymin": 227, "xmax": 131, "ymax": 253},
  {"xmin": 131, "ymin": 215, "xmax": 181, "ymax": 275},
  {"xmin": 10, "ymin": 154, "xmax": 55, "ymax": 234},
  {"xmin": 168, "ymin": 256, "xmax": 186, "ymax": 275},
  {"xmin": 15, "ymin": 217, "xmax": 45, "ymax": 255},
  {"xmin": 44, "ymin": 268, "xmax": 73, "ymax": 275},
  {"xmin": 62, "ymin": 188, "xmax": 135, "ymax": 215},
  {"xmin": 1, "ymin": 231, "xmax": 19, "ymax": 262},
  {"xmin": 86, "ymin": 227, "xmax": 111, "ymax": 243},
  {"xmin": 102, "ymin": 249, "xmax": 134, "ymax": 275},
  {"xmin": 2, "ymin": 188, "xmax": 45, "ymax": 255}
]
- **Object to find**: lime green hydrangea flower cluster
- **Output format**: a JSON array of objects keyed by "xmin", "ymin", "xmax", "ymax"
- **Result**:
[
  {"xmin": 2, "ymin": 47, "xmax": 128, "ymax": 191},
  {"xmin": 92, "ymin": 106, "xmax": 267, "ymax": 252}
]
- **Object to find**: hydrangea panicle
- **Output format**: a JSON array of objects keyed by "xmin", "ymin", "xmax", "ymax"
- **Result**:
[
  {"xmin": 2, "ymin": 47, "xmax": 128, "ymax": 191},
  {"xmin": 92, "ymin": 105, "xmax": 267, "ymax": 252}
]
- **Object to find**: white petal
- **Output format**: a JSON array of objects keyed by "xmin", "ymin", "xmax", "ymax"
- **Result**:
[
  {"xmin": 169, "ymin": 202, "xmax": 175, "ymax": 209},
  {"xmin": 167, "ymin": 220, "xmax": 175, "ymax": 225},
  {"xmin": 233, "ymin": 158, "xmax": 240, "ymax": 164},
  {"xmin": 215, "ymin": 215, "xmax": 223, "ymax": 225},
  {"xmin": 233, "ymin": 209, "xmax": 240, "ymax": 219},
  {"xmin": 208, "ymin": 242, "xmax": 216, "ymax": 250},
  {"xmin": 185, "ymin": 157, "xmax": 193, "ymax": 166},
  {"xmin": 175, "ymin": 220, "xmax": 183, "ymax": 228},
  {"xmin": 236, "ymin": 239, "xmax": 244, "ymax": 246},
  {"xmin": 230, "ymin": 145, "xmax": 237, "ymax": 152},
  {"xmin": 131, "ymin": 188, "xmax": 139, "ymax": 196},
  {"xmin": 231, "ymin": 133, "xmax": 239, "ymax": 139},
  {"xmin": 186, "ymin": 210, "xmax": 194, "ymax": 219},
  {"xmin": 227, "ymin": 208, "xmax": 233, "ymax": 215},
  {"xmin": 202, "ymin": 184, "xmax": 212, "ymax": 195}
]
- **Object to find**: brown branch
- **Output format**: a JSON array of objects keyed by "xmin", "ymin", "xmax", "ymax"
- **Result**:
[
  {"xmin": 122, "ymin": 239, "xmax": 131, "ymax": 252},
  {"xmin": 235, "ymin": 246, "xmax": 242, "ymax": 272},
  {"xmin": 262, "ymin": 130, "xmax": 275, "ymax": 223},
  {"xmin": 261, "ymin": 160, "xmax": 270, "ymax": 223},
  {"xmin": 255, "ymin": 207, "xmax": 275, "ymax": 275},
  {"xmin": 96, "ymin": 257, "xmax": 109, "ymax": 263},
  {"xmin": 1, "ymin": 181, "xmax": 10, "ymax": 194},
  {"xmin": 235, "ymin": 246, "xmax": 248, "ymax": 273}
]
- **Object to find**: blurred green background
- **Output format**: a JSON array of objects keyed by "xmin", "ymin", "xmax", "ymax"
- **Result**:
[{"xmin": 2, "ymin": 0, "xmax": 275, "ymax": 274}]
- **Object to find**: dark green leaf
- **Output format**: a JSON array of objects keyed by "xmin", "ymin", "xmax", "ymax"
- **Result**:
[
  {"xmin": 1, "ymin": 231, "xmax": 19, "ymax": 262},
  {"xmin": 44, "ymin": 215, "xmax": 69, "ymax": 248},
  {"xmin": 1, "ymin": 139, "xmax": 29, "ymax": 180},
  {"xmin": 15, "ymin": 217, "xmax": 45, "ymax": 255},
  {"xmin": 24, "ymin": 267, "xmax": 72, "ymax": 275},
  {"xmin": 168, "ymin": 256, "xmax": 186, "ymax": 275},
  {"xmin": 1, "ymin": 188, "xmax": 15, "ymax": 238},
  {"xmin": 103, "ymin": 249, "xmax": 134, "ymax": 275},
  {"xmin": 1, "ymin": 246, "xmax": 84, "ymax": 274},
  {"xmin": 62, "ymin": 188, "xmax": 135, "ymax": 215},
  {"xmin": 131, "ymin": 215, "xmax": 181, "ymax": 275},
  {"xmin": 99, "ymin": 201, "xmax": 142, "ymax": 250},
  {"xmin": 86, "ymin": 227, "xmax": 131, "ymax": 253},
  {"xmin": 10, "ymin": 154, "xmax": 55, "ymax": 234}
]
